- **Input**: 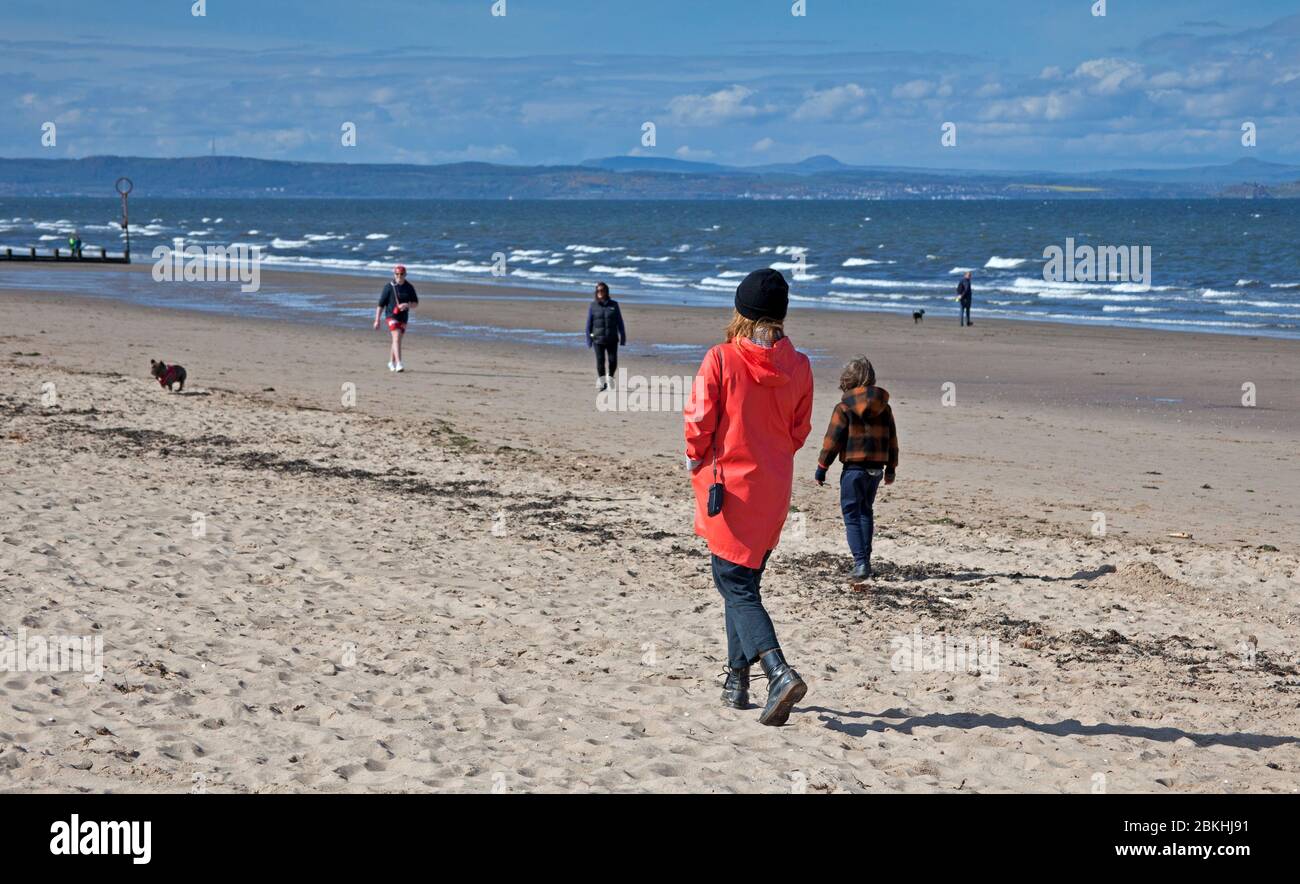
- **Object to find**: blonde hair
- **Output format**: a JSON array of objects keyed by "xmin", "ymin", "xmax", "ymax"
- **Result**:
[
  {"xmin": 724, "ymin": 310, "xmax": 785, "ymax": 344},
  {"xmin": 839, "ymin": 355, "xmax": 876, "ymax": 392}
]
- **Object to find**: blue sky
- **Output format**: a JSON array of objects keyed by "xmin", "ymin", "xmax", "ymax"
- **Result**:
[{"xmin": 4, "ymin": 0, "xmax": 1299, "ymax": 170}]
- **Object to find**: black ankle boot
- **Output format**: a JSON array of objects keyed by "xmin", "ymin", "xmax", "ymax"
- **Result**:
[
  {"xmin": 757, "ymin": 649, "xmax": 807, "ymax": 726},
  {"xmin": 720, "ymin": 665, "xmax": 750, "ymax": 709}
]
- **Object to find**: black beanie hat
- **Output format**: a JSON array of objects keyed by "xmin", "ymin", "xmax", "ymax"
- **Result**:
[{"xmin": 735, "ymin": 268, "xmax": 790, "ymax": 321}]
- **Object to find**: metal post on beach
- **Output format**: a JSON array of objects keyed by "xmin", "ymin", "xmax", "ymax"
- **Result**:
[{"xmin": 116, "ymin": 176, "xmax": 133, "ymax": 262}]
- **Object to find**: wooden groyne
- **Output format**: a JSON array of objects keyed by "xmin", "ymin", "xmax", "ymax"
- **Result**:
[{"xmin": 0, "ymin": 247, "xmax": 130, "ymax": 264}]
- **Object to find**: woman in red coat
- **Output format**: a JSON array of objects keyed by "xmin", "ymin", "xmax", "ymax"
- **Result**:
[{"xmin": 684, "ymin": 269, "xmax": 813, "ymax": 726}]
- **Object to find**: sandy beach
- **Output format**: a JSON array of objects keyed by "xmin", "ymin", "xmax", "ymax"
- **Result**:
[{"xmin": 1, "ymin": 265, "xmax": 1298, "ymax": 793}]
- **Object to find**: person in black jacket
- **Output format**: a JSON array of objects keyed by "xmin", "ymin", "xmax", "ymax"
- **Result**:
[
  {"xmin": 586, "ymin": 282, "xmax": 627, "ymax": 390},
  {"xmin": 956, "ymin": 271, "xmax": 973, "ymax": 327}
]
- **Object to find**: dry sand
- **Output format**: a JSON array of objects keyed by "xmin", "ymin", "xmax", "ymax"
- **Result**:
[{"xmin": 1, "ymin": 266, "xmax": 1297, "ymax": 793}]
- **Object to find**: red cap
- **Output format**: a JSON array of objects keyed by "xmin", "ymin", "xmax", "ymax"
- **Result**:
[{"xmin": 394, "ymin": 264, "xmax": 407, "ymax": 275}]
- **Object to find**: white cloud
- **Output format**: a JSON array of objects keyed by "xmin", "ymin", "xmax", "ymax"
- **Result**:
[
  {"xmin": 1072, "ymin": 58, "xmax": 1144, "ymax": 95},
  {"xmin": 675, "ymin": 145, "xmax": 715, "ymax": 159},
  {"xmin": 1145, "ymin": 64, "xmax": 1228, "ymax": 90},
  {"xmin": 980, "ymin": 91, "xmax": 1075, "ymax": 122},
  {"xmin": 667, "ymin": 85, "xmax": 767, "ymax": 125},
  {"xmin": 891, "ymin": 79, "xmax": 932, "ymax": 100},
  {"xmin": 752, "ymin": 137, "xmax": 775, "ymax": 152},
  {"xmin": 792, "ymin": 83, "xmax": 869, "ymax": 121}
]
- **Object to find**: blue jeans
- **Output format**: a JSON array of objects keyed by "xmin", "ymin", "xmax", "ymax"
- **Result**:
[
  {"xmin": 840, "ymin": 467, "xmax": 882, "ymax": 566},
  {"xmin": 959, "ymin": 302, "xmax": 972, "ymax": 326},
  {"xmin": 711, "ymin": 551, "xmax": 778, "ymax": 670}
]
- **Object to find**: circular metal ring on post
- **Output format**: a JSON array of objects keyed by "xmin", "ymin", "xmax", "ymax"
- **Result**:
[{"xmin": 115, "ymin": 177, "xmax": 134, "ymax": 196}]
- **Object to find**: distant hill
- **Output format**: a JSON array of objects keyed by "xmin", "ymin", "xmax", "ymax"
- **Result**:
[
  {"xmin": 1079, "ymin": 157, "xmax": 1300, "ymax": 185},
  {"xmin": 583, "ymin": 153, "xmax": 1300, "ymax": 185},
  {"xmin": 581, "ymin": 154, "xmax": 853, "ymax": 176},
  {"xmin": 1, "ymin": 154, "xmax": 1296, "ymax": 200},
  {"xmin": 579, "ymin": 156, "xmax": 737, "ymax": 174},
  {"xmin": 751, "ymin": 155, "xmax": 852, "ymax": 175}
]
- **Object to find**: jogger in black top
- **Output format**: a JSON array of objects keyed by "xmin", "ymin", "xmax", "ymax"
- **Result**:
[{"xmin": 373, "ymin": 265, "xmax": 418, "ymax": 372}]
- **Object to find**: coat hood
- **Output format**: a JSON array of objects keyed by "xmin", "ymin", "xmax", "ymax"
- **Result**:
[
  {"xmin": 842, "ymin": 384, "xmax": 890, "ymax": 417},
  {"xmin": 730, "ymin": 336, "xmax": 802, "ymax": 388}
]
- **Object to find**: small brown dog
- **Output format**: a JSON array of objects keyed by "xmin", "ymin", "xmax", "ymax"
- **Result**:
[{"xmin": 150, "ymin": 359, "xmax": 187, "ymax": 392}]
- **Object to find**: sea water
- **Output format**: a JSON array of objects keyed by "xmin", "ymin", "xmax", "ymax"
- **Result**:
[{"xmin": 2, "ymin": 197, "xmax": 1297, "ymax": 339}]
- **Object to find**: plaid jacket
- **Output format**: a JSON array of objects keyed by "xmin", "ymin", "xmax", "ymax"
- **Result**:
[{"xmin": 817, "ymin": 385, "xmax": 898, "ymax": 474}]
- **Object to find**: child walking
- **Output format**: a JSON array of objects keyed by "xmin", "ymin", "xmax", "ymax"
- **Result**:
[{"xmin": 814, "ymin": 356, "xmax": 899, "ymax": 580}]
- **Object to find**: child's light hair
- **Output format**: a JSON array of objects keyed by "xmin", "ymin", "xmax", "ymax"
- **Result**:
[
  {"xmin": 725, "ymin": 310, "xmax": 784, "ymax": 344},
  {"xmin": 839, "ymin": 355, "xmax": 876, "ymax": 392}
]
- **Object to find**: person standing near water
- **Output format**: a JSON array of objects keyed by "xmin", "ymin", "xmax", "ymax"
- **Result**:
[
  {"xmin": 586, "ymin": 282, "xmax": 626, "ymax": 391},
  {"xmin": 374, "ymin": 264, "xmax": 418, "ymax": 372},
  {"xmin": 684, "ymin": 268, "xmax": 813, "ymax": 726},
  {"xmin": 956, "ymin": 271, "xmax": 973, "ymax": 327}
]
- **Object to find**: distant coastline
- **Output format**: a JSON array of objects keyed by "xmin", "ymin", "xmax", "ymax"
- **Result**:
[{"xmin": 3, "ymin": 154, "xmax": 1299, "ymax": 200}]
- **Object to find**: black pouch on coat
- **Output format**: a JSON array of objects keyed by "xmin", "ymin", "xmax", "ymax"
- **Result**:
[
  {"xmin": 705, "ymin": 346, "xmax": 727, "ymax": 518},
  {"xmin": 707, "ymin": 480, "xmax": 724, "ymax": 517}
]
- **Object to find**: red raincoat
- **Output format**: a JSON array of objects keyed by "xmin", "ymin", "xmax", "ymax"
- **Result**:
[{"xmin": 684, "ymin": 336, "xmax": 814, "ymax": 568}]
